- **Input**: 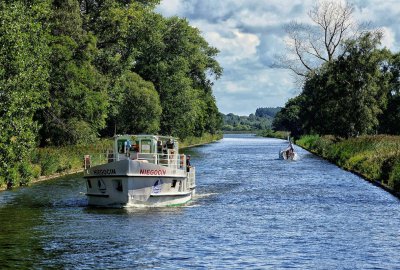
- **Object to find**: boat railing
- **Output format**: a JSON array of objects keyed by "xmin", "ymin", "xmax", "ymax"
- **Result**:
[
  {"xmin": 137, "ymin": 153, "xmax": 186, "ymax": 169},
  {"xmin": 187, "ymin": 167, "xmax": 196, "ymax": 188},
  {"xmin": 83, "ymin": 152, "xmax": 111, "ymax": 170},
  {"xmin": 88, "ymin": 150, "xmax": 189, "ymax": 170}
]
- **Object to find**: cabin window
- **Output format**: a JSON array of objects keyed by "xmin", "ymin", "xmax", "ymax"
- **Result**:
[
  {"xmin": 113, "ymin": 179, "xmax": 123, "ymax": 192},
  {"xmin": 87, "ymin": 179, "xmax": 92, "ymax": 189},
  {"xmin": 141, "ymin": 140, "xmax": 152, "ymax": 153},
  {"xmin": 171, "ymin": 179, "xmax": 177, "ymax": 188},
  {"xmin": 117, "ymin": 140, "xmax": 127, "ymax": 153}
]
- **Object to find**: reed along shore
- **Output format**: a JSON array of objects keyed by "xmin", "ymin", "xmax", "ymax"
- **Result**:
[{"xmin": 296, "ymin": 135, "xmax": 400, "ymax": 196}]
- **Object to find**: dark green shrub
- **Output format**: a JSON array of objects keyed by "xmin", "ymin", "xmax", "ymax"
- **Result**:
[
  {"xmin": 18, "ymin": 161, "xmax": 35, "ymax": 185},
  {"xmin": 38, "ymin": 149, "xmax": 60, "ymax": 176},
  {"xmin": 389, "ymin": 162, "xmax": 400, "ymax": 192}
]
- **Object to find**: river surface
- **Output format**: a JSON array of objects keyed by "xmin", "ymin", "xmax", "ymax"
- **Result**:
[{"xmin": 1, "ymin": 134, "xmax": 400, "ymax": 269}]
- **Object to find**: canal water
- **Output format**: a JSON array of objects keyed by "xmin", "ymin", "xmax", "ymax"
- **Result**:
[{"xmin": 1, "ymin": 134, "xmax": 400, "ymax": 269}]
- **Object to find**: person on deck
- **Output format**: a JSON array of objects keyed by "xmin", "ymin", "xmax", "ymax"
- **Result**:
[
  {"xmin": 124, "ymin": 140, "xmax": 132, "ymax": 156},
  {"xmin": 186, "ymin": 155, "xmax": 191, "ymax": 172},
  {"xmin": 157, "ymin": 141, "xmax": 162, "ymax": 153}
]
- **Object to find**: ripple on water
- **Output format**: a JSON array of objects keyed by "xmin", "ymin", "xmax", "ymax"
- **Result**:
[{"xmin": 1, "ymin": 134, "xmax": 400, "ymax": 269}]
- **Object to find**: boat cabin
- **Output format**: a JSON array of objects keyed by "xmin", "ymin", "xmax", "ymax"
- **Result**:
[{"xmin": 112, "ymin": 134, "xmax": 183, "ymax": 168}]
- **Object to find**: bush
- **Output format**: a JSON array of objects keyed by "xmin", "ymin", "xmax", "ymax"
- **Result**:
[
  {"xmin": 179, "ymin": 132, "xmax": 222, "ymax": 148},
  {"xmin": 18, "ymin": 161, "xmax": 35, "ymax": 185},
  {"xmin": 31, "ymin": 164, "xmax": 42, "ymax": 179},
  {"xmin": 296, "ymin": 134, "xmax": 320, "ymax": 150},
  {"xmin": 38, "ymin": 149, "xmax": 60, "ymax": 176},
  {"xmin": 257, "ymin": 129, "xmax": 289, "ymax": 140},
  {"xmin": 389, "ymin": 163, "xmax": 400, "ymax": 191},
  {"xmin": 28, "ymin": 139, "xmax": 114, "ymax": 178}
]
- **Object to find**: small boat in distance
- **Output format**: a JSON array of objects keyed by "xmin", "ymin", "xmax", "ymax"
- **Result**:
[
  {"xmin": 84, "ymin": 135, "xmax": 195, "ymax": 207},
  {"xmin": 279, "ymin": 138, "xmax": 299, "ymax": 161}
]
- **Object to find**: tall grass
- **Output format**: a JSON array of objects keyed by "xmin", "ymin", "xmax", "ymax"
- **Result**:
[
  {"xmin": 179, "ymin": 132, "xmax": 223, "ymax": 149},
  {"xmin": 30, "ymin": 139, "xmax": 113, "ymax": 178},
  {"xmin": 257, "ymin": 129, "xmax": 290, "ymax": 140},
  {"xmin": 296, "ymin": 135, "xmax": 400, "ymax": 193}
]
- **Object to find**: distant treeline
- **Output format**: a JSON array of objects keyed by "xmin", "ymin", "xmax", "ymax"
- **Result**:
[
  {"xmin": 0, "ymin": 0, "xmax": 222, "ymax": 184},
  {"xmin": 273, "ymin": 32, "xmax": 400, "ymax": 138},
  {"xmin": 222, "ymin": 107, "xmax": 282, "ymax": 131}
]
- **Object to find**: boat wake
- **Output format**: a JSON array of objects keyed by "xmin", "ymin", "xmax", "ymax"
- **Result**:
[{"xmin": 193, "ymin": 192, "xmax": 218, "ymax": 199}]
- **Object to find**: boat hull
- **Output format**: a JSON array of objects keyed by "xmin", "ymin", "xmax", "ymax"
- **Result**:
[
  {"xmin": 85, "ymin": 175, "xmax": 195, "ymax": 207},
  {"xmin": 279, "ymin": 150, "xmax": 299, "ymax": 161},
  {"xmin": 84, "ymin": 160, "xmax": 195, "ymax": 207}
]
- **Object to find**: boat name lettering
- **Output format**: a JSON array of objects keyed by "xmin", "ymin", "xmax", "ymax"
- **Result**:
[
  {"xmin": 93, "ymin": 169, "xmax": 116, "ymax": 175},
  {"xmin": 140, "ymin": 169, "xmax": 167, "ymax": 175}
]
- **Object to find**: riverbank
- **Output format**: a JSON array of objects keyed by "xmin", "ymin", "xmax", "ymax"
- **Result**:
[
  {"xmin": 257, "ymin": 129, "xmax": 290, "ymax": 140},
  {"xmin": 0, "ymin": 133, "xmax": 222, "ymax": 191},
  {"xmin": 296, "ymin": 135, "xmax": 400, "ymax": 195},
  {"xmin": 179, "ymin": 132, "xmax": 222, "ymax": 149}
]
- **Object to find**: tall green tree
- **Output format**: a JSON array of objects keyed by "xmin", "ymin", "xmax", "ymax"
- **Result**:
[
  {"xmin": 37, "ymin": 0, "xmax": 108, "ymax": 145},
  {"xmin": 112, "ymin": 71, "xmax": 161, "ymax": 134},
  {"xmin": 82, "ymin": 1, "xmax": 222, "ymax": 138},
  {"xmin": 272, "ymin": 96, "xmax": 304, "ymax": 137},
  {"xmin": 0, "ymin": 0, "xmax": 50, "ymax": 185},
  {"xmin": 133, "ymin": 15, "xmax": 222, "ymax": 138},
  {"xmin": 300, "ymin": 32, "xmax": 390, "ymax": 137},
  {"xmin": 379, "ymin": 52, "xmax": 400, "ymax": 134}
]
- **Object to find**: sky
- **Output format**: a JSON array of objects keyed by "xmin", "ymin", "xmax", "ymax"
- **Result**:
[{"xmin": 156, "ymin": 0, "xmax": 400, "ymax": 115}]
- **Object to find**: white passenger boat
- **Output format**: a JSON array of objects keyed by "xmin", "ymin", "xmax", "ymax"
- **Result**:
[{"xmin": 84, "ymin": 135, "xmax": 195, "ymax": 207}]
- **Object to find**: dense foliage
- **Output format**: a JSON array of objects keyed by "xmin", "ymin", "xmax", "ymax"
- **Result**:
[
  {"xmin": 273, "ymin": 32, "xmax": 400, "ymax": 138},
  {"xmin": 255, "ymin": 107, "xmax": 282, "ymax": 118},
  {"xmin": 0, "ymin": 0, "xmax": 222, "ymax": 186},
  {"xmin": 222, "ymin": 108, "xmax": 281, "ymax": 132},
  {"xmin": 0, "ymin": 1, "xmax": 50, "ymax": 185}
]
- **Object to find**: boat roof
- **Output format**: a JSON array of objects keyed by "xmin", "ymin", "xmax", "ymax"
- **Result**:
[{"xmin": 114, "ymin": 134, "xmax": 176, "ymax": 141}]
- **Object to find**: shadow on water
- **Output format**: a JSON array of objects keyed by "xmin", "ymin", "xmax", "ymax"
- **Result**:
[{"xmin": 0, "ymin": 191, "xmax": 47, "ymax": 269}]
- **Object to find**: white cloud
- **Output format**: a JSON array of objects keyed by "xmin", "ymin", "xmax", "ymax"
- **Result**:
[
  {"xmin": 157, "ymin": 0, "xmax": 400, "ymax": 115},
  {"xmin": 156, "ymin": 0, "xmax": 184, "ymax": 17},
  {"xmin": 380, "ymin": 27, "xmax": 396, "ymax": 51},
  {"xmin": 206, "ymin": 30, "xmax": 260, "ymax": 64}
]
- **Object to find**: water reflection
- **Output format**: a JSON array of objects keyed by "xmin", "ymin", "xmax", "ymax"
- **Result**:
[{"xmin": 0, "ymin": 193, "xmax": 47, "ymax": 269}]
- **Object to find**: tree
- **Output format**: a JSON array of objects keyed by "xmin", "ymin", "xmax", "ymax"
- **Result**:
[
  {"xmin": 133, "ymin": 15, "xmax": 222, "ymax": 138},
  {"xmin": 300, "ymin": 32, "xmax": 390, "ymax": 137},
  {"xmin": 277, "ymin": 0, "xmax": 360, "ymax": 78},
  {"xmin": 255, "ymin": 107, "xmax": 282, "ymax": 118},
  {"xmin": 112, "ymin": 71, "xmax": 161, "ymax": 134},
  {"xmin": 379, "ymin": 52, "xmax": 400, "ymax": 134},
  {"xmin": 81, "ymin": 2, "xmax": 222, "ymax": 138},
  {"xmin": 0, "ymin": 0, "xmax": 50, "ymax": 185},
  {"xmin": 37, "ymin": 0, "xmax": 108, "ymax": 146},
  {"xmin": 272, "ymin": 96, "xmax": 304, "ymax": 137}
]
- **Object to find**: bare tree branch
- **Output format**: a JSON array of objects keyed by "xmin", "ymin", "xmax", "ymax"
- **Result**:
[{"xmin": 276, "ymin": 0, "xmax": 359, "ymax": 82}]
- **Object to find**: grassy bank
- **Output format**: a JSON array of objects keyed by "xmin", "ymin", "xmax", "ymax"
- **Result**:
[
  {"xmin": 179, "ymin": 132, "xmax": 223, "ymax": 149},
  {"xmin": 1, "ymin": 133, "xmax": 222, "ymax": 190},
  {"xmin": 296, "ymin": 135, "xmax": 400, "ymax": 194},
  {"xmin": 31, "ymin": 139, "xmax": 113, "ymax": 177},
  {"xmin": 222, "ymin": 130, "xmax": 256, "ymax": 134},
  {"xmin": 257, "ymin": 129, "xmax": 290, "ymax": 140}
]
